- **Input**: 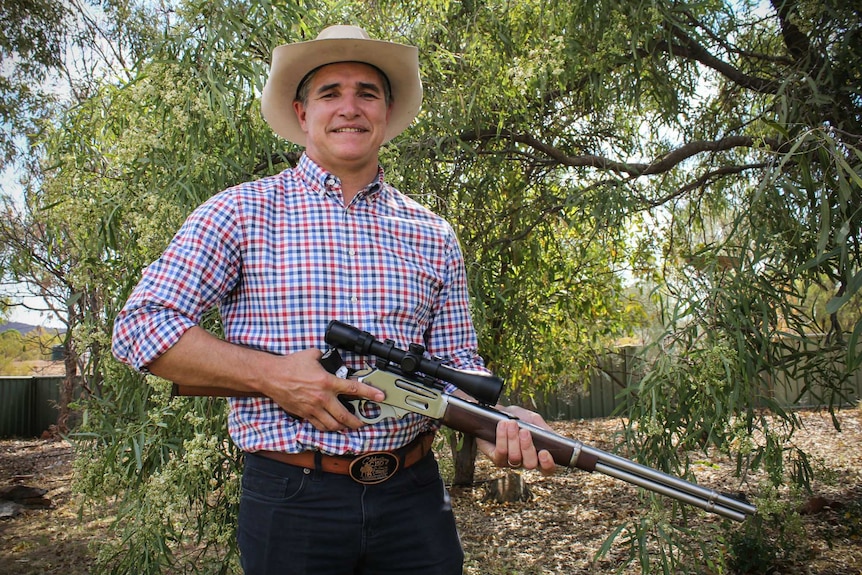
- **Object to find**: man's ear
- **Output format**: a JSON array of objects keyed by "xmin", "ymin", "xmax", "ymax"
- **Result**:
[{"xmin": 293, "ymin": 100, "xmax": 307, "ymax": 132}]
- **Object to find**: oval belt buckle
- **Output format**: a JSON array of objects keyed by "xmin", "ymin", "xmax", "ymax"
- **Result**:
[{"xmin": 349, "ymin": 452, "xmax": 400, "ymax": 484}]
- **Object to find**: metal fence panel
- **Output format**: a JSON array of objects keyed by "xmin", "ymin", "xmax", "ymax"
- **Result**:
[
  {"xmin": 527, "ymin": 381, "xmax": 620, "ymax": 421},
  {"xmin": 762, "ymin": 335, "xmax": 862, "ymax": 408},
  {"xmin": 34, "ymin": 376, "xmax": 66, "ymax": 433},
  {"xmin": 0, "ymin": 376, "xmax": 65, "ymax": 438},
  {"xmin": 3, "ymin": 343, "xmax": 862, "ymax": 437},
  {"xmin": 525, "ymin": 344, "xmax": 862, "ymax": 421},
  {"xmin": 768, "ymin": 370, "xmax": 862, "ymax": 408},
  {"xmin": 0, "ymin": 378, "xmax": 35, "ymax": 437}
]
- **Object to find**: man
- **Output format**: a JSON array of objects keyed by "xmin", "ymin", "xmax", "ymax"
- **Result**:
[{"xmin": 112, "ymin": 25, "xmax": 554, "ymax": 574}]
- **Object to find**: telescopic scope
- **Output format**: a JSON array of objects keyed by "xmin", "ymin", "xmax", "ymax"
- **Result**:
[{"xmin": 325, "ymin": 320, "xmax": 504, "ymax": 405}]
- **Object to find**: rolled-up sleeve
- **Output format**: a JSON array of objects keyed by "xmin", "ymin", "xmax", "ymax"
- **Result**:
[{"xmin": 112, "ymin": 192, "xmax": 241, "ymax": 371}]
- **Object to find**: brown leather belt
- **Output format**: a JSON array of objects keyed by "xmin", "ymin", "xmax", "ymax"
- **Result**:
[{"xmin": 255, "ymin": 432, "xmax": 435, "ymax": 484}]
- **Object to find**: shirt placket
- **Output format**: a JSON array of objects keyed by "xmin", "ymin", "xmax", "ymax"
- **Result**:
[
  {"xmin": 343, "ymin": 207, "xmax": 362, "ymax": 318},
  {"xmin": 326, "ymin": 176, "xmax": 363, "ymax": 322}
]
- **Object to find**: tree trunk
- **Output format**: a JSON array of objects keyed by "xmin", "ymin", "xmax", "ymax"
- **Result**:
[
  {"xmin": 449, "ymin": 431, "xmax": 478, "ymax": 486},
  {"xmin": 56, "ymin": 304, "xmax": 80, "ymax": 435},
  {"xmin": 57, "ymin": 342, "xmax": 77, "ymax": 434}
]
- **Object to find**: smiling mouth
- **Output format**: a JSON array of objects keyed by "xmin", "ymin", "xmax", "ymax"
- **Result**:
[{"xmin": 333, "ymin": 127, "xmax": 367, "ymax": 133}]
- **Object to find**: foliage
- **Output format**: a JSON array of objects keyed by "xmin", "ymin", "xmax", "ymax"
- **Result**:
[
  {"xmin": 74, "ymin": 374, "xmax": 241, "ymax": 573},
  {"xmin": 376, "ymin": 0, "xmax": 650, "ymax": 396},
  {"xmin": 47, "ymin": 1, "xmax": 327, "ymax": 572},
  {"xmin": 0, "ymin": 0, "xmax": 70, "ymax": 168},
  {"xmin": 723, "ymin": 476, "xmax": 832, "ymax": 575},
  {"xmin": 1, "ymin": 174, "xmax": 106, "ymax": 430},
  {"xmin": 2, "ymin": 0, "xmax": 860, "ymax": 573},
  {"xmin": 597, "ymin": 505, "xmax": 729, "ymax": 575}
]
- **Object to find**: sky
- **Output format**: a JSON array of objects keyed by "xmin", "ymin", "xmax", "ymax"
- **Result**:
[
  {"xmin": 0, "ymin": 158, "xmax": 62, "ymax": 328},
  {"xmin": 1, "ymin": 161, "xmax": 24, "ymax": 204}
]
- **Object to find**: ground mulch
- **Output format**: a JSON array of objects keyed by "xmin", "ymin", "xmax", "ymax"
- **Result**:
[{"xmin": 1, "ymin": 409, "xmax": 860, "ymax": 574}]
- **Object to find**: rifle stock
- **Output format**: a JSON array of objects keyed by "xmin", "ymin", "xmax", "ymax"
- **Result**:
[{"xmin": 172, "ymin": 384, "xmax": 259, "ymax": 397}]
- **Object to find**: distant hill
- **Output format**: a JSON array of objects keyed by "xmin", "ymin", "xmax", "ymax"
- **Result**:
[
  {"xmin": 0, "ymin": 321, "xmax": 38, "ymax": 334},
  {"xmin": 0, "ymin": 322, "xmax": 64, "ymax": 335}
]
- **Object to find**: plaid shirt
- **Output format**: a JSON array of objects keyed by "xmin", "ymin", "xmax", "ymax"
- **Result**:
[{"xmin": 112, "ymin": 154, "xmax": 486, "ymax": 455}]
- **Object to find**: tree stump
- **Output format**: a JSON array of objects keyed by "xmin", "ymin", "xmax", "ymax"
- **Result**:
[{"xmin": 483, "ymin": 472, "xmax": 533, "ymax": 503}]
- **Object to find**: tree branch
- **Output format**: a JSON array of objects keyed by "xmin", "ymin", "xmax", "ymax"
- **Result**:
[
  {"xmin": 770, "ymin": 0, "xmax": 813, "ymax": 63},
  {"xmin": 655, "ymin": 34, "xmax": 778, "ymax": 94},
  {"xmin": 458, "ymin": 129, "xmax": 779, "ymax": 177},
  {"xmin": 641, "ymin": 163, "xmax": 770, "ymax": 208},
  {"xmin": 250, "ymin": 150, "xmax": 301, "ymax": 175}
]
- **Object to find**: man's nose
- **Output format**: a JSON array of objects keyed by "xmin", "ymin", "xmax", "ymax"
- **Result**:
[{"xmin": 337, "ymin": 94, "xmax": 362, "ymax": 115}]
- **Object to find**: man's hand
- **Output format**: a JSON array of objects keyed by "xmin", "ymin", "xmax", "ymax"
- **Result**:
[
  {"xmin": 258, "ymin": 348, "xmax": 385, "ymax": 432},
  {"xmin": 477, "ymin": 405, "xmax": 556, "ymax": 475}
]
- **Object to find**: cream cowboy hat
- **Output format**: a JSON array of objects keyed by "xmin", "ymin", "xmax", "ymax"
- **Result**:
[{"xmin": 261, "ymin": 25, "xmax": 423, "ymax": 146}]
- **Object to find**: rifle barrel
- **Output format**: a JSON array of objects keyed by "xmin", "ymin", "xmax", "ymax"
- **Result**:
[{"xmin": 443, "ymin": 397, "xmax": 756, "ymax": 522}]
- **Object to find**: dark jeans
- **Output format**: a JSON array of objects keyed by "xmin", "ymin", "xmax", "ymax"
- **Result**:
[{"xmin": 237, "ymin": 450, "xmax": 464, "ymax": 575}]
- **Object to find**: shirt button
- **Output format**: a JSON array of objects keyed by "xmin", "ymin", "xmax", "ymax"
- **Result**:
[
  {"xmin": 348, "ymin": 249, "xmax": 356, "ymax": 256},
  {"xmin": 350, "ymin": 296, "xmax": 358, "ymax": 303}
]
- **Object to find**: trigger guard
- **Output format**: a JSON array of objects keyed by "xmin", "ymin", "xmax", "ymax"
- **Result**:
[{"xmin": 349, "ymin": 400, "xmax": 398, "ymax": 424}]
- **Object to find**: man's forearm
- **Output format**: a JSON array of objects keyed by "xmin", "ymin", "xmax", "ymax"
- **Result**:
[
  {"xmin": 149, "ymin": 326, "xmax": 386, "ymax": 431},
  {"xmin": 147, "ymin": 326, "xmax": 271, "ymax": 394}
]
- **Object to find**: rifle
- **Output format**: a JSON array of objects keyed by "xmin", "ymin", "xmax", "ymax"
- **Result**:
[{"xmin": 173, "ymin": 320, "xmax": 757, "ymax": 522}]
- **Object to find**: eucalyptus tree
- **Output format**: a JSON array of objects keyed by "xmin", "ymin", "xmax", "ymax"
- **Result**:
[
  {"xmin": 0, "ymin": 0, "xmax": 148, "ymax": 431},
  {"xmin": 383, "ymin": 0, "xmax": 861, "ymax": 570},
  {"xmin": 0, "ymin": 0, "xmax": 69, "ymax": 169},
  {"xmin": 36, "ymin": 3, "xmax": 310, "ymax": 572},
  {"xmin": 0, "ymin": 193, "xmax": 95, "ymax": 430},
  {"xmin": 30, "ymin": 0, "xmax": 862, "ymax": 573},
  {"xmin": 44, "ymin": 1, "xmax": 640, "ymax": 570}
]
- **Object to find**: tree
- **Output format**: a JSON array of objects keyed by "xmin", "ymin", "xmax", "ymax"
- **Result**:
[
  {"xmin": 33, "ymin": 1, "xmax": 641, "ymax": 569},
  {"xmin": 0, "ymin": 0, "xmax": 70, "ymax": 169},
  {"xmin": 395, "ymin": 1, "xmax": 860, "ymax": 568},
  {"xmin": 0, "ymin": 0, "xmax": 147, "ymax": 432},
  {"xmin": 35, "ymin": 2, "xmax": 317, "ymax": 572},
  {"xmin": 22, "ymin": 0, "xmax": 862, "ymax": 573},
  {"xmin": 362, "ymin": 0, "xmax": 862, "ymax": 568},
  {"xmin": 0, "ymin": 195, "xmax": 95, "ymax": 431}
]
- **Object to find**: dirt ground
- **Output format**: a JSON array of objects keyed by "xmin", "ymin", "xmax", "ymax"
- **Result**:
[{"xmin": 1, "ymin": 409, "xmax": 860, "ymax": 575}]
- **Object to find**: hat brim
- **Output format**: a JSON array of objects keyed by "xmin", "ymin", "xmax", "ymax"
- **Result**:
[{"xmin": 261, "ymin": 37, "xmax": 422, "ymax": 146}]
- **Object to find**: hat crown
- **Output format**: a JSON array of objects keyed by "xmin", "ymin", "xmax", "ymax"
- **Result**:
[{"xmin": 316, "ymin": 25, "xmax": 371, "ymax": 41}]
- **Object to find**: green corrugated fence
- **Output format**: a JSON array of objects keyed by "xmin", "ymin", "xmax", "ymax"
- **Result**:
[
  {"xmin": 515, "ymin": 345, "xmax": 862, "ymax": 421},
  {"xmin": 0, "ymin": 376, "xmax": 67, "ymax": 438},
  {"xmin": 3, "ymin": 342, "xmax": 862, "ymax": 436}
]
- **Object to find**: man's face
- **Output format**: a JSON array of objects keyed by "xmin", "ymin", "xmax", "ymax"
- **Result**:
[{"xmin": 293, "ymin": 62, "xmax": 392, "ymax": 175}]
